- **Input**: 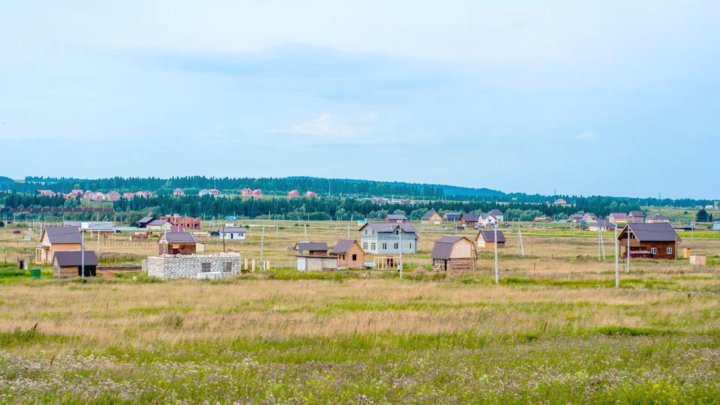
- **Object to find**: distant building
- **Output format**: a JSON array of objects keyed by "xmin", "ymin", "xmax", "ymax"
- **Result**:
[
  {"xmin": 38, "ymin": 189, "xmax": 56, "ymax": 197},
  {"xmin": 646, "ymin": 213, "xmax": 670, "ymax": 224},
  {"xmin": 294, "ymin": 242, "xmax": 337, "ymax": 271},
  {"xmin": 287, "ymin": 190, "xmax": 301, "ymax": 199},
  {"xmin": 629, "ymin": 210, "xmax": 645, "ymax": 223},
  {"xmin": 53, "ymin": 251, "xmax": 97, "ymax": 278},
  {"xmin": 461, "ymin": 213, "xmax": 482, "ymax": 228},
  {"xmin": 608, "ymin": 213, "xmax": 629, "ymax": 224},
  {"xmin": 199, "ymin": 189, "xmax": 220, "ymax": 197},
  {"xmin": 135, "ymin": 191, "xmax": 152, "ymax": 198},
  {"xmin": 534, "ymin": 216, "xmax": 552, "ymax": 222},
  {"xmin": 384, "ymin": 214, "xmax": 408, "ymax": 223},
  {"xmin": 359, "ymin": 223, "xmax": 418, "ymax": 254},
  {"xmin": 487, "ymin": 209, "xmax": 505, "ymax": 223},
  {"xmin": 137, "ymin": 214, "xmax": 155, "ymax": 228},
  {"xmin": 147, "ymin": 219, "xmax": 172, "ymax": 232},
  {"xmin": 553, "ymin": 198, "xmax": 568, "ymax": 206},
  {"xmin": 476, "ymin": 230, "xmax": 506, "ymax": 250},
  {"xmin": 173, "ymin": 188, "xmax": 185, "ymax": 197},
  {"xmin": 330, "ymin": 239, "xmax": 365, "ymax": 269},
  {"xmin": 443, "ymin": 212, "xmax": 462, "ymax": 222},
  {"xmin": 219, "ymin": 226, "xmax": 247, "ymax": 240},
  {"xmin": 105, "ymin": 191, "xmax": 121, "ymax": 202},
  {"xmin": 122, "ymin": 192, "xmax": 136, "ymax": 199},
  {"xmin": 421, "ymin": 209, "xmax": 442, "ymax": 224},
  {"xmin": 431, "ymin": 236, "xmax": 477, "ymax": 272},
  {"xmin": 713, "ymin": 222, "xmax": 720, "ymax": 231},
  {"xmin": 159, "ymin": 231, "xmax": 197, "ymax": 255},
  {"xmin": 588, "ymin": 220, "xmax": 617, "ymax": 232},
  {"xmin": 160, "ymin": 214, "xmax": 201, "ymax": 229},
  {"xmin": 36, "ymin": 226, "xmax": 82, "ymax": 264},
  {"xmin": 251, "ymin": 189, "xmax": 263, "ymax": 199},
  {"xmin": 618, "ymin": 223, "xmax": 680, "ymax": 260},
  {"xmin": 305, "ymin": 191, "xmax": 317, "ymax": 198}
]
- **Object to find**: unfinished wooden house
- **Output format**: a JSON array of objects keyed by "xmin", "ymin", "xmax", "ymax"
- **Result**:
[
  {"xmin": 159, "ymin": 231, "xmax": 198, "ymax": 255},
  {"xmin": 431, "ymin": 236, "xmax": 477, "ymax": 272},
  {"xmin": 294, "ymin": 242, "xmax": 337, "ymax": 271},
  {"xmin": 476, "ymin": 230, "xmax": 506, "ymax": 250},
  {"xmin": 36, "ymin": 226, "xmax": 82, "ymax": 264},
  {"xmin": 330, "ymin": 239, "xmax": 365, "ymax": 269},
  {"xmin": 53, "ymin": 251, "xmax": 97, "ymax": 278}
]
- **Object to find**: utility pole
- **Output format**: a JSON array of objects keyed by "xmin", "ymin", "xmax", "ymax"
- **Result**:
[
  {"xmin": 494, "ymin": 223, "xmax": 499, "ymax": 284},
  {"xmin": 517, "ymin": 221, "xmax": 525, "ymax": 257},
  {"xmin": 221, "ymin": 226, "xmax": 226, "ymax": 253},
  {"xmin": 399, "ymin": 228, "xmax": 403, "ymax": 279},
  {"xmin": 80, "ymin": 222, "xmax": 88, "ymax": 278},
  {"xmin": 614, "ymin": 224, "xmax": 619, "ymax": 288},
  {"xmin": 259, "ymin": 226, "xmax": 265, "ymax": 270},
  {"xmin": 626, "ymin": 225, "xmax": 631, "ymax": 273}
]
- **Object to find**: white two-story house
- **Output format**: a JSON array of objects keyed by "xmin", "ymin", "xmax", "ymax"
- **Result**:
[{"xmin": 359, "ymin": 223, "xmax": 418, "ymax": 255}]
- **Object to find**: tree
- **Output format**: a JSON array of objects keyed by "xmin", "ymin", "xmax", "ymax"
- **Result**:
[{"xmin": 696, "ymin": 209, "xmax": 709, "ymax": 223}]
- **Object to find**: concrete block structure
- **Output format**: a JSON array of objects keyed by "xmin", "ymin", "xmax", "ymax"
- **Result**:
[{"xmin": 144, "ymin": 253, "xmax": 241, "ymax": 280}]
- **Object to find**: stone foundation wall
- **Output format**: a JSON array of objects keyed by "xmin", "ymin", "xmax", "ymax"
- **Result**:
[{"xmin": 145, "ymin": 253, "xmax": 241, "ymax": 280}]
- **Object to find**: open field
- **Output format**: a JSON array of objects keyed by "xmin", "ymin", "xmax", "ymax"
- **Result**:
[{"xmin": 1, "ymin": 220, "xmax": 720, "ymax": 402}]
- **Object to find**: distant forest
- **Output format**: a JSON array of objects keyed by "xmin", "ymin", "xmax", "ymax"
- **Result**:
[
  {"xmin": 1, "ymin": 192, "xmax": 646, "ymax": 225},
  {"xmin": 0, "ymin": 176, "xmax": 713, "ymax": 208}
]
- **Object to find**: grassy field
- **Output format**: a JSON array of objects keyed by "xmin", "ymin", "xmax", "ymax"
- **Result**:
[{"xmin": 1, "ymin": 220, "xmax": 720, "ymax": 402}]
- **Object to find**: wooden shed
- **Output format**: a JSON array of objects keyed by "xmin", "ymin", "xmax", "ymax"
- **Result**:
[
  {"xmin": 35, "ymin": 226, "xmax": 82, "ymax": 264},
  {"xmin": 330, "ymin": 239, "xmax": 365, "ymax": 269},
  {"xmin": 159, "ymin": 232, "xmax": 197, "ymax": 255},
  {"xmin": 476, "ymin": 230, "xmax": 506, "ymax": 250},
  {"xmin": 53, "ymin": 251, "xmax": 97, "ymax": 278},
  {"xmin": 431, "ymin": 236, "xmax": 477, "ymax": 272}
]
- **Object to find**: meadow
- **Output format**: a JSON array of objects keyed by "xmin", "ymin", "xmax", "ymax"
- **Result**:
[{"xmin": 1, "ymin": 220, "xmax": 719, "ymax": 403}]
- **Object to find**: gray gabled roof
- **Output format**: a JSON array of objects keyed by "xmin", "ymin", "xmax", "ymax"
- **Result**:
[
  {"xmin": 479, "ymin": 230, "xmax": 506, "ymax": 243},
  {"xmin": 620, "ymin": 223, "xmax": 680, "ymax": 242},
  {"xmin": 148, "ymin": 219, "xmax": 169, "ymax": 227},
  {"xmin": 648, "ymin": 213, "xmax": 669, "ymax": 221},
  {"xmin": 386, "ymin": 214, "xmax": 407, "ymax": 220},
  {"xmin": 421, "ymin": 210, "xmax": 439, "ymax": 220},
  {"xmin": 137, "ymin": 215, "xmax": 154, "ymax": 225},
  {"xmin": 487, "ymin": 209, "xmax": 504, "ymax": 216},
  {"xmin": 54, "ymin": 251, "xmax": 97, "ymax": 267},
  {"xmin": 331, "ymin": 239, "xmax": 358, "ymax": 254},
  {"xmin": 162, "ymin": 232, "xmax": 197, "ymax": 244},
  {"xmin": 360, "ymin": 223, "xmax": 417, "ymax": 234},
  {"xmin": 431, "ymin": 236, "xmax": 469, "ymax": 259},
  {"xmin": 462, "ymin": 213, "xmax": 482, "ymax": 222},
  {"xmin": 44, "ymin": 227, "xmax": 81, "ymax": 244},
  {"xmin": 219, "ymin": 226, "xmax": 246, "ymax": 234},
  {"xmin": 295, "ymin": 242, "xmax": 328, "ymax": 252}
]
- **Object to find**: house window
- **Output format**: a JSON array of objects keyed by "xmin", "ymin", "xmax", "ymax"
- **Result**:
[
  {"xmin": 382, "ymin": 243, "xmax": 387, "ymax": 250},
  {"xmin": 394, "ymin": 243, "xmax": 399, "ymax": 249},
  {"xmin": 362, "ymin": 243, "xmax": 368, "ymax": 250},
  {"xmin": 223, "ymin": 262, "xmax": 233, "ymax": 272},
  {"xmin": 666, "ymin": 247, "xmax": 673, "ymax": 255},
  {"xmin": 371, "ymin": 243, "xmax": 376, "ymax": 251},
  {"xmin": 650, "ymin": 247, "xmax": 657, "ymax": 255},
  {"xmin": 201, "ymin": 262, "xmax": 211, "ymax": 272},
  {"xmin": 351, "ymin": 254, "xmax": 357, "ymax": 261},
  {"xmin": 396, "ymin": 230, "xmax": 399, "ymax": 235}
]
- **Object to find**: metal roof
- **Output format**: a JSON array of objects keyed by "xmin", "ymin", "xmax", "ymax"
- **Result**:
[
  {"xmin": 331, "ymin": 239, "xmax": 358, "ymax": 254},
  {"xmin": 431, "ymin": 236, "xmax": 468, "ymax": 260},
  {"xmin": 162, "ymin": 232, "xmax": 197, "ymax": 244},
  {"xmin": 44, "ymin": 226, "xmax": 81, "ymax": 244},
  {"xmin": 421, "ymin": 210, "xmax": 439, "ymax": 220},
  {"xmin": 479, "ymin": 230, "xmax": 506, "ymax": 243},
  {"xmin": 620, "ymin": 223, "xmax": 680, "ymax": 242},
  {"xmin": 219, "ymin": 227, "xmax": 246, "ymax": 234},
  {"xmin": 360, "ymin": 223, "xmax": 417, "ymax": 233},
  {"xmin": 386, "ymin": 214, "xmax": 407, "ymax": 220},
  {"xmin": 295, "ymin": 242, "xmax": 328, "ymax": 252},
  {"xmin": 54, "ymin": 251, "xmax": 97, "ymax": 267}
]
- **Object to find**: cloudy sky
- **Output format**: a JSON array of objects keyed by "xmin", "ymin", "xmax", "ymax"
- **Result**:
[{"xmin": 1, "ymin": 1, "xmax": 718, "ymax": 198}]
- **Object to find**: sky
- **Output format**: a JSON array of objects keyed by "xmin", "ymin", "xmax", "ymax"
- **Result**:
[{"xmin": 0, "ymin": 1, "xmax": 718, "ymax": 199}]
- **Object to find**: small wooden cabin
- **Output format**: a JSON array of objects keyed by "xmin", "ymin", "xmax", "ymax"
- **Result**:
[
  {"xmin": 476, "ymin": 230, "xmax": 506, "ymax": 250},
  {"xmin": 53, "ymin": 251, "xmax": 97, "ymax": 278},
  {"xmin": 618, "ymin": 223, "xmax": 680, "ymax": 260},
  {"xmin": 35, "ymin": 226, "xmax": 82, "ymax": 264},
  {"xmin": 330, "ymin": 239, "xmax": 365, "ymax": 269},
  {"xmin": 421, "ymin": 210, "xmax": 442, "ymax": 224},
  {"xmin": 431, "ymin": 236, "xmax": 477, "ymax": 272},
  {"xmin": 159, "ymin": 232, "xmax": 198, "ymax": 255}
]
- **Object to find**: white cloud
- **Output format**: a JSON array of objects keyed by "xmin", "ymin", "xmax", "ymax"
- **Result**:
[
  {"xmin": 285, "ymin": 112, "xmax": 383, "ymax": 144},
  {"xmin": 575, "ymin": 131, "xmax": 597, "ymax": 141}
]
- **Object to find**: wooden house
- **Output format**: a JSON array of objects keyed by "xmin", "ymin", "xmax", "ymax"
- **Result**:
[
  {"xmin": 487, "ymin": 209, "xmax": 505, "ymax": 223},
  {"xmin": 421, "ymin": 209, "xmax": 442, "ymax": 224},
  {"xmin": 618, "ymin": 223, "xmax": 680, "ymax": 260},
  {"xmin": 294, "ymin": 242, "xmax": 337, "ymax": 271},
  {"xmin": 589, "ymin": 220, "xmax": 617, "ymax": 232},
  {"xmin": 431, "ymin": 236, "xmax": 477, "ymax": 272},
  {"xmin": 330, "ymin": 239, "xmax": 365, "ymax": 269},
  {"xmin": 476, "ymin": 230, "xmax": 506, "ymax": 250},
  {"xmin": 147, "ymin": 219, "xmax": 172, "ymax": 232},
  {"xmin": 629, "ymin": 211, "xmax": 645, "ymax": 223},
  {"xmin": 461, "ymin": 213, "xmax": 482, "ymax": 228},
  {"xmin": 159, "ymin": 231, "xmax": 198, "ymax": 255},
  {"xmin": 35, "ymin": 226, "xmax": 82, "ymax": 264},
  {"xmin": 646, "ymin": 213, "xmax": 670, "ymax": 224},
  {"xmin": 53, "ymin": 251, "xmax": 97, "ymax": 278},
  {"xmin": 608, "ymin": 213, "xmax": 629, "ymax": 224},
  {"xmin": 443, "ymin": 212, "xmax": 462, "ymax": 222}
]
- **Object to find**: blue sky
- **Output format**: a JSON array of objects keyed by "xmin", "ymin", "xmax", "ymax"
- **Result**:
[{"xmin": 0, "ymin": 1, "xmax": 718, "ymax": 199}]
